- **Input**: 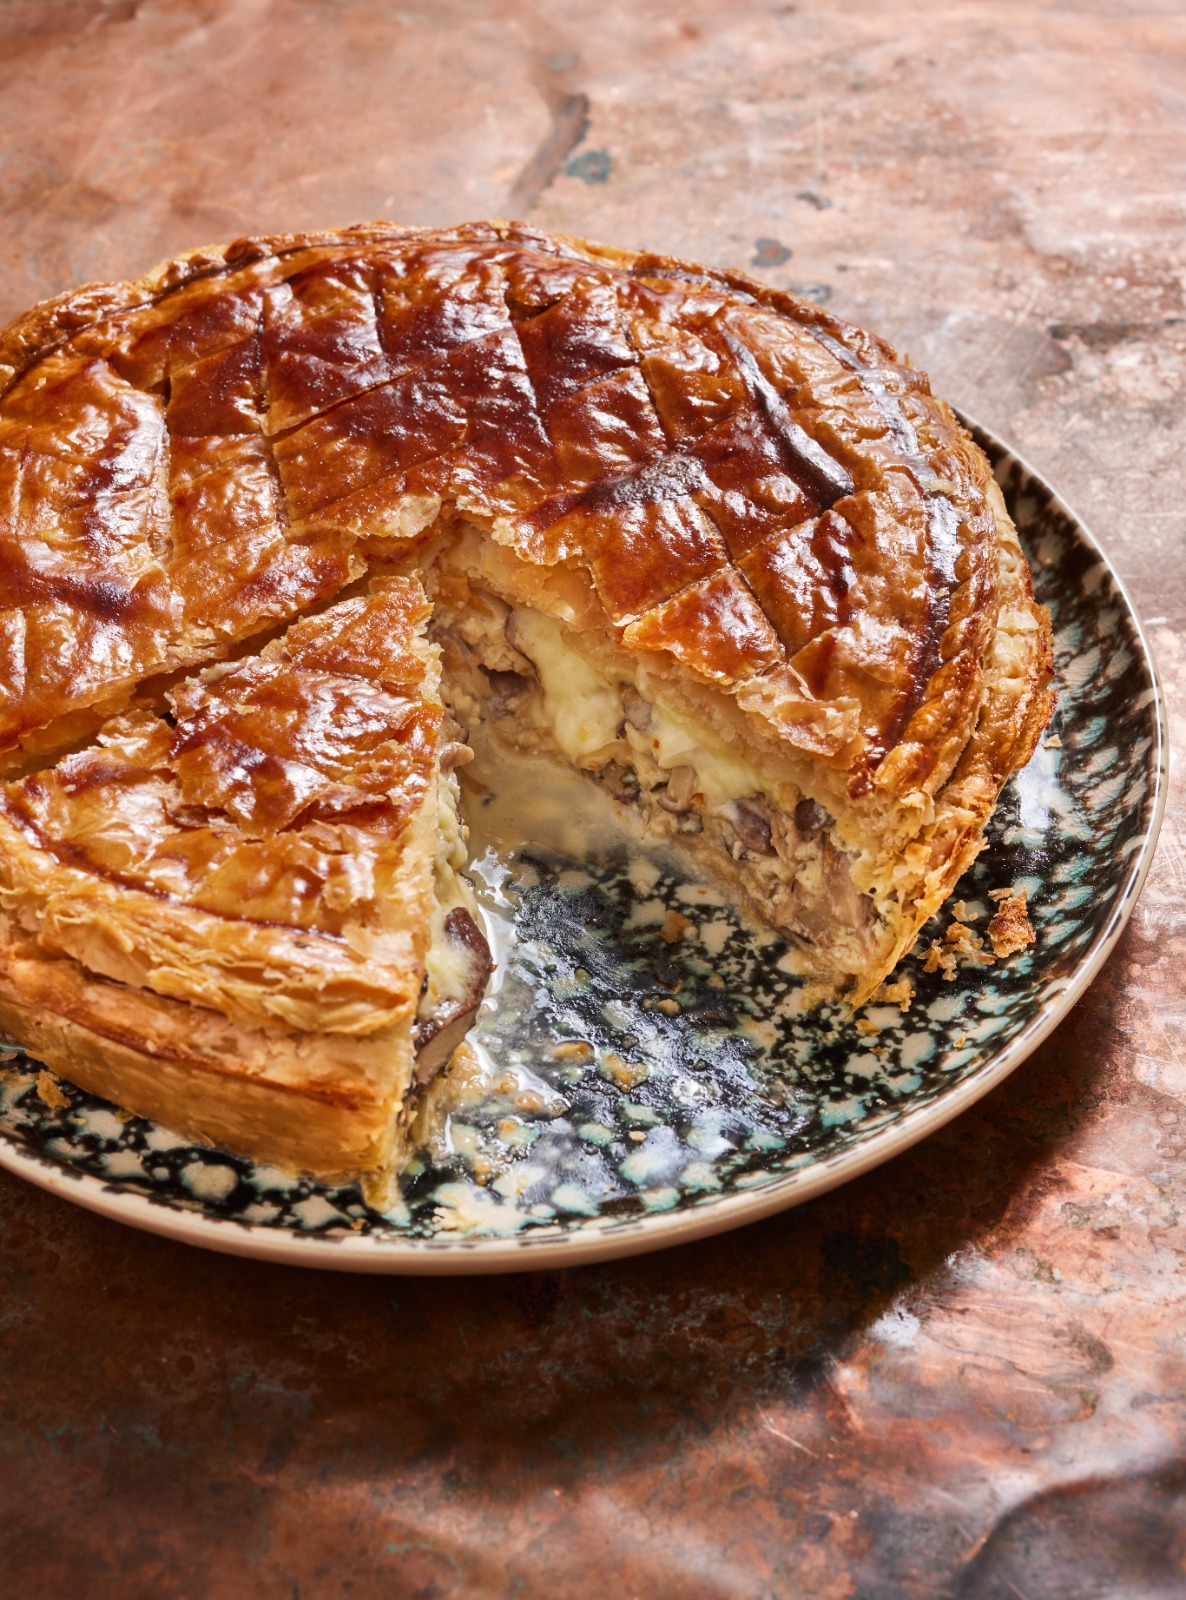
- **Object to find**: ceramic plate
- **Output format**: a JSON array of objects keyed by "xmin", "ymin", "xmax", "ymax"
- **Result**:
[{"xmin": 0, "ymin": 421, "xmax": 1168, "ymax": 1273}]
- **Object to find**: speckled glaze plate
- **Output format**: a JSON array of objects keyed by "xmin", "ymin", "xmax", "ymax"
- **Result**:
[{"xmin": 0, "ymin": 421, "xmax": 1168, "ymax": 1273}]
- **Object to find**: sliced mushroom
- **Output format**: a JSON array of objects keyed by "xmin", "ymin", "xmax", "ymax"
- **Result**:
[
  {"xmin": 728, "ymin": 798, "xmax": 775, "ymax": 856},
  {"xmin": 502, "ymin": 608, "xmax": 522, "ymax": 650},
  {"xmin": 621, "ymin": 686, "xmax": 655, "ymax": 733},
  {"xmin": 790, "ymin": 844, "xmax": 873, "ymax": 941},
  {"xmin": 439, "ymin": 712, "xmax": 474, "ymax": 769},
  {"xmin": 501, "ymin": 610, "xmax": 537, "ymax": 673},
  {"xmin": 656, "ymin": 764, "xmax": 697, "ymax": 814},
  {"xmin": 600, "ymin": 760, "xmax": 641, "ymax": 803},
  {"xmin": 793, "ymin": 797, "xmax": 831, "ymax": 839},
  {"xmin": 483, "ymin": 668, "xmax": 533, "ymax": 718},
  {"xmin": 413, "ymin": 907, "xmax": 494, "ymax": 1084}
]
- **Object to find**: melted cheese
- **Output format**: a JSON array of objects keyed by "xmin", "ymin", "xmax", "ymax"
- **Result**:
[
  {"xmin": 509, "ymin": 609, "xmax": 623, "ymax": 766},
  {"xmin": 422, "ymin": 897, "xmax": 474, "ymax": 1006},
  {"xmin": 630, "ymin": 697, "xmax": 768, "ymax": 808},
  {"xmin": 509, "ymin": 607, "xmax": 769, "ymax": 806}
]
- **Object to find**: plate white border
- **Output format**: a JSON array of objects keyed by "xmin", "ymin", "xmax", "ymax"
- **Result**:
[{"xmin": 0, "ymin": 422, "xmax": 1170, "ymax": 1273}]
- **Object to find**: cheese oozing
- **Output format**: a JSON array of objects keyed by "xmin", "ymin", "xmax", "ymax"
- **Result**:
[
  {"xmin": 509, "ymin": 607, "xmax": 772, "ymax": 808},
  {"xmin": 507, "ymin": 608, "xmax": 622, "ymax": 767}
]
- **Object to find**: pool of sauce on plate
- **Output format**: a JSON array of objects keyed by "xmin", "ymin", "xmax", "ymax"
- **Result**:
[{"xmin": 409, "ymin": 740, "xmax": 820, "ymax": 1205}]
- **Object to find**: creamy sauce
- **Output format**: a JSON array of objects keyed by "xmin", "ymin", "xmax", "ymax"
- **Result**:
[
  {"xmin": 462, "ymin": 737, "xmax": 638, "ymax": 864},
  {"xmin": 408, "ymin": 727, "xmax": 822, "ymax": 1202},
  {"xmin": 626, "ymin": 696, "xmax": 770, "ymax": 807},
  {"xmin": 507, "ymin": 604, "xmax": 775, "ymax": 807},
  {"xmin": 508, "ymin": 608, "xmax": 622, "ymax": 766},
  {"xmin": 415, "ymin": 788, "xmax": 573, "ymax": 1165},
  {"xmin": 415, "ymin": 738, "xmax": 680, "ymax": 1162}
]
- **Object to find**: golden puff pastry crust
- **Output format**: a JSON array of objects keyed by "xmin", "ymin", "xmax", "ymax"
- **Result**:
[
  {"xmin": 0, "ymin": 579, "xmax": 453, "ymax": 1188},
  {"xmin": 0, "ymin": 221, "xmax": 1054, "ymax": 1181},
  {"xmin": 0, "ymin": 222, "xmax": 1047, "ymax": 801}
]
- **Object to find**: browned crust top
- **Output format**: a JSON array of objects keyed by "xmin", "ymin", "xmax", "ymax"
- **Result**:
[
  {"xmin": 0, "ymin": 581, "xmax": 440, "ymax": 1036},
  {"xmin": 0, "ymin": 220, "xmax": 1030, "ymax": 803}
]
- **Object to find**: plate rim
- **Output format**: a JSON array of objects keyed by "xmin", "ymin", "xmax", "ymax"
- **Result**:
[{"xmin": 0, "ymin": 416, "xmax": 1170, "ymax": 1274}]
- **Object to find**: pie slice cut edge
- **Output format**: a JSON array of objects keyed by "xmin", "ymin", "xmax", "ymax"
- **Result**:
[{"xmin": 0, "ymin": 577, "xmax": 490, "ymax": 1197}]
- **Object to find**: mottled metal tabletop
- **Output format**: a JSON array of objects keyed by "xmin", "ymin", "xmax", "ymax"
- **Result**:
[{"xmin": 1, "ymin": 2, "xmax": 1184, "ymax": 1595}]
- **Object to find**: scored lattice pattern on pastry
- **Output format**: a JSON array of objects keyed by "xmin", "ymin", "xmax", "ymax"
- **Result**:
[
  {"xmin": 0, "ymin": 581, "xmax": 441, "ymax": 1035},
  {"xmin": 0, "ymin": 222, "xmax": 1002, "ymax": 804}
]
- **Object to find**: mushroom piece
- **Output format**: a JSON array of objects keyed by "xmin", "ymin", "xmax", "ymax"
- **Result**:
[
  {"xmin": 788, "ymin": 842, "xmax": 874, "ymax": 942},
  {"xmin": 793, "ymin": 797, "xmax": 831, "ymax": 839},
  {"xmin": 728, "ymin": 799, "xmax": 775, "ymax": 856},
  {"xmin": 600, "ymin": 760, "xmax": 641, "ymax": 803},
  {"xmin": 621, "ymin": 686, "xmax": 655, "ymax": 733},
  {"xmin": 483, "ymin": 668, "xmax": 533, "ymax": 719},
  {"xmin": 413, "ymin": 908, "xmax": 494, "ymax": 1084},
  {"xmin": 439, "ymin": 712, "xmax": 474, "ymax": 770},
  {"xmin": 656, "ymin": 764, "xmax": 698, "ymax": 814}
]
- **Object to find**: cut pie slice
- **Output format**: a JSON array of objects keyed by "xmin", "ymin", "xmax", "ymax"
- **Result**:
[{"xmin": 0, "ymin": 578, "xmax": 489, "ymax": 1195}]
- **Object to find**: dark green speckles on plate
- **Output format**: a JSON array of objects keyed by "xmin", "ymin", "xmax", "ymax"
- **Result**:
[{"xmin": 0, "ymin": 421, "xmax": 1168, "ymax": 1272}]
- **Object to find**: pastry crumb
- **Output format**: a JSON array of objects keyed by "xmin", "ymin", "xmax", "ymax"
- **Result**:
[
  {"xmin": 923, "ymin": 888, "xmax": 1038, "ymax": 978},
  {"xmin": 943, "ymin": 920, "xmax": 995, "ymax": 966},
  {"xmin": 987, "ymin": 891, "xmax": 1036, "ymax": 959},
  {"xmin": 922, "ymin": 922, "xmax": 991, "ymax": 977},
  {"xmin": 35, "ymin": 1071, "xmax": 70, "ymax": 1111},
  {"xmin": 601, "ymin": 1052, "xmax": 649, "ymax": 1090},
  {"xmin": 871, "ymin": 976, "xmax": 915, "ymax": 1013},
  {"xmin": 552, "ymin": 1040, "xmax": 593, "ymax": 1062},
  {"xmin": 923, "ymin": 941, "xmax": 958, "ymax": 979},
  {"xmin": 1043, "ymin": 735, "xmax": 1062, "ymax": 749},
  {"xmin": 660, "ymin": 909, "xmax": 691, "ymax": 944},
  {"xmin": 854, "ymin": 1017, "xmax": 880, "ymax": 1036}
]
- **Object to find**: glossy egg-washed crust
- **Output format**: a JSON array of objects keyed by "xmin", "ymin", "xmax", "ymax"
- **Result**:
[
  {"xmin": 0, "ymin": 221, "xmax": 1050, "ymax": 793},
  {"xmin": 0, "ymin": 580, "xmax": 442, "ymax": 1182},
  {"xmin": 0, "ymin": 221, "xmax": 1052, "ymax": 1047}
]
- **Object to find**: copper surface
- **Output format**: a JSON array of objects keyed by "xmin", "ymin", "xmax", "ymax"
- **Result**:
[{"xmin": 1, "ymin": 2, "xmax": 1184, "ymax": 1596}]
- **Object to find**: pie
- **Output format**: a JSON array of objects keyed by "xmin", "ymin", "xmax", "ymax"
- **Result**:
[
  {"xmin": 0, "ymin": 221, "xmax": 1054, "ymax": 1194},
  {"xmin": 0, "ymin": 579, "xmax": 492, "ymax": 1187}
]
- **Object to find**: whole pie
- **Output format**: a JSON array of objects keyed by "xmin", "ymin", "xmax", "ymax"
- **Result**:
[{"xmin": 0, "ymin": 221, "xmax": 1054, "ymax": 1194}]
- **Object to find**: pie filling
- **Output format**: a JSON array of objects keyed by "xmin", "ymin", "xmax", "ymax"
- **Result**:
[
  {"xmin": 0, "ymin": 533, "xmax": 906, "ymax": 1189},
  {"xmin": 415, "ymin": 532, "xmax": 894, "ymax": 995},
  {"xmin": 412, "ymin": 770, "xmax": 493, "ymax": 1085}
]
